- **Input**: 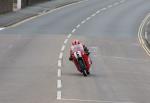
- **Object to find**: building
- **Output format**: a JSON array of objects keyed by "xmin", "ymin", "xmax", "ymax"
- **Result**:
[{"xmin": 0, "ymin": 0, "xmax": 13, "ymax": 14}]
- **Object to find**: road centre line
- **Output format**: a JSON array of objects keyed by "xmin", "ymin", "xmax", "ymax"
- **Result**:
[
  {"xmin": 58, "ymin": 60, "xmax": 62, "ymax": 67},
  {"xmin": 91, "ymin": 13, "xmax": 96, "ymax": 17},
  {"xmin": 96, "ymin": 10, "xmax": 101, "ymax": 14},
  {"xmin": 59, "ymin": 52, "xmax": 63, "ymax": 59},
  {"xmin": 58, "ymin": 69, "xmax": 61, "ymax": 77},
  {"xmin": 108, "ymin": 5, "xmax": 113, "ymax": 8},
  {"xmin": 61, "ymin": 45, "xmax": 66, "ymax": 51},
  {"xmin": 57, "ymin": 80, "xmax": 62, "ymax": 88},
  {"xmin": 57, "ymin": 91, "xmax": 61, "ymax": 100},
  {"xmin": 76, "ymin": 24, "xmax": 81, "ymax": 28},
  {"xmin": 64, "ymin": 39, "xmax": 68, "ymax": 44},
  {"xmin": 86, "ymin": 17, "xmax": 91, "ymax": 21},
  {"xmin": 67, "ymin": 34, "xmax": 72, "ymax": 38},
  {"xmin": 81, "ymin": 20, "xmax": 86, "ymax": 24},
  {"xmin": 72, "ymin": 29, "xmax": 76, "ymax": 33}
]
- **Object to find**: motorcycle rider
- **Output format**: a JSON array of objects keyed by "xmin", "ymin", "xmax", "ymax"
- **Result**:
[{"xmin": 69, "ymin": 40, "xmax": 90, "ymax": 61}]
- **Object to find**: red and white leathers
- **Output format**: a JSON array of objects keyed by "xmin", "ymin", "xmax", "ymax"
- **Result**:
[{"xmin": 69, "ymin": 40, "xmax": 92, "ymax": 73}]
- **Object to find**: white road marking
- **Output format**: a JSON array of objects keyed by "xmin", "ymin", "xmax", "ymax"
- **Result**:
[
  {"xmin": 96, "ymin": 10, "xmax": 100, "ymax": 14},
  {"xmin": 114, "ymin": 2, "xmax": 119, "ymax": 6},
  {"xmin": 87, "ymin": 17, "xmax": 91, "ymax": 21},
  {"xmin": 61, "ymin": 45, "xmax": 66, "ymax": 51},
  {"xmin": 72, "ymin": 29, "xmax": 76, "ymax": 33},
  {"xmin": 0, "ymin": 28, "xmax": 4, "ymax": 31},
  {"xmin": 58, "ymin": 60, "xmax": 62, "ymax": 67},
  {"xmin": 57, "ymin": 80, "xmax": 62, "ymax": 88},
  {"xmin": 58, "ymin": 69, "xmax": 61, "ymax": 77},
  {"xmin": 57, "ymin": 91, "xmax": 61, "ymax": 100},
  {"xmin": 91, "ymin": 14, "xmax": 96, "ymax": 17},
  {"xmin": 108, "ymin": 5, "xmax": 112, "ymax": 8},
  {"xmin": 59, "ymin": 52, "xmax": 63, "ymax": 59},
  {"xmin": 76, "ymin": 24, "xmax": 81, "ymax": 28},
  {"xmin": 61, "ymin": 98, "xmax": 135, "ymax": 103},
  {"xmin": 120, "ymin": 0, "xmax": 125, "ymax": 3},
  {"xmin": 67, "ymin": 34, "xmax": 72, "ymax": 38},
  {"xmin": 64, "ymin": 39, "xmax": 68, "ymax": 44},
  {"xmin": 81, "ymin": 20, "xmax": 86, "ymax": 24},
  {"xmin": 101, "ymin": 8, "xmax": 107, "ymax": 11},
  {"xmin": 145, "ymin": 32, "xmax": 148, "ymax": 40}
]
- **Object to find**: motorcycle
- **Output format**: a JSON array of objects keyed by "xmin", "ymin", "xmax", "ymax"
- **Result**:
[{"xmin": 71, "ymin": 50, "xmax": 92, "ymax": 76}]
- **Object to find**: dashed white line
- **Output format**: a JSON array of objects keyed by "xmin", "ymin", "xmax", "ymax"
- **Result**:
[
  {"xmin": 59, "ymin": 52, "xmax": 63, "ymax": 59},
  {"xmin": 108, "ymin": 5, "xmax": 112, "ymax": 8},
  {"xmin": 57, "ymin": 91, "xmax": 62, "ymax": 100},
  {"xmin": 101, "ymin": 8, "xmax": 107, "ymax": 11},
  {"xmin": 96, "ymin": 10, "xmax": 100, "ymax": 14},
  {"xmin": 58, "ymin": 69, "xmax": 61, "ymax": 77},
  {"xmin": 64, "ymin": 39, "xmax": 68, "ymax": 44},
  {"xmin": 114, "ymin": 2, "xmax": 119, "ymax": 6},
  {"xmin": 67, "ymin": 33, "xmax": 72, "ymax": 38},
  {"xmin": 72, "ymin": 29, "xmax": 76, "ymax": 33},
  {"xmin": 91, "ymin": 13, "xmax": 96, "ymax": 17},
  {"xmin": 76, "ymin": 24, "xmax": 81, "ymax": 28},
  {"xmin": 120, "ymin": 0, "xmax": 125, "ymax": 3},
  {"xmin": 58, "ymin": 60, "xmax": 62, "ymax": 67},
  {"xmin": 81, "ymin": 20, "xmax": 86, "ymax": 24},
  {"xmin": 61, "ymin": 45, "xmax": 66, "ymax": 51},
  {"xmin": 0, "ymin": 28, "xmax": 4, "ymax": 31},
  {"xmin": 86, "ymin": 17, "xmax": 91, "ymax": 21},
  {"xmin": 57, "ymin": 80, "xmax": 62, "ymax": 88}
]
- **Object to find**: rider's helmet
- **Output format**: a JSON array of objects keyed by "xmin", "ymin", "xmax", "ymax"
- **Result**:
[{"xmin": 72, "ymin": 40, "xmax": 81, "ymax": 45}]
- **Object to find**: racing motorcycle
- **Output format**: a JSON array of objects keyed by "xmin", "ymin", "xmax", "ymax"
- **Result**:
[{"xmin": 71, "ymin": 50, "xmax": 92, "ymax": 76}]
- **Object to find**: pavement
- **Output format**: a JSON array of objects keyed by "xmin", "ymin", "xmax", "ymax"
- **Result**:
[
  {"xmin": 0, "ymin": 0, "xmax": 150, "ymax": 103},
  {"xmin": 0, "ymin": 0, "xmax": 82, "ymax": 27}
]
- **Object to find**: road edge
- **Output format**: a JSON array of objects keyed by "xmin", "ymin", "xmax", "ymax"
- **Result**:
[{"xmin": 138, "ymin": 13, "xmax": 150, "ymax": 57}]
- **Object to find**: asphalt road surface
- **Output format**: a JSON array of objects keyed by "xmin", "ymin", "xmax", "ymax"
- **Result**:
[{"xmin": 0, "ymin": 0, "xmax": 150, "ymax": 103}]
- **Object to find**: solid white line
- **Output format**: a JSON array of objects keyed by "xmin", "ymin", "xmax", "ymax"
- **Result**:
[
  {"xmin": 67, "ymin": 34, "xmax": 72, "ymax": 38},
  {"xmin": 57, "ymin": 80, "xmax": 62, "ymax": 88},
  {"xmin": 61, "ymin": 98, "xmax": 134, "ymax": 103},
  {"xmin": 72, "ymin": 29, "xmax": 76, "ymax": 33},
  {"xmin": 61, "ymin": 45, "xmax": 66, "ymax": 51},
  {"xmin": 0, "ymin": 28, "xmax": 4, "ymax": 31},
  {"xmin": 57, "ymin": 91, "xmax": 61, "ymax": 100},
  {"xmin": 64, "ymin": 39, "xmax": 68, "ymax": 44},
  {"xmin": 81, "ymin": 20, "xmax": 86, "ymax": 24},
  {"xmin": 76, "ymin": 24, "xmax": 81, "ymax": 28},
  {"xmin": 58, "ymin": 60, "xmax": 62, "ymax": 67},
  {"xmin": 59, "ymin": 52, "xmax": 63, "ymax": 59},
  {"xmin": 58, "ymin": 69, "xmax": 61, "ymax": 77}
]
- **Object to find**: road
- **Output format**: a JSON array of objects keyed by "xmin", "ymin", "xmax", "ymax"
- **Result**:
[{"xmin": 0, "ymin": 0, "xmax": 150, "ymax": 103}]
